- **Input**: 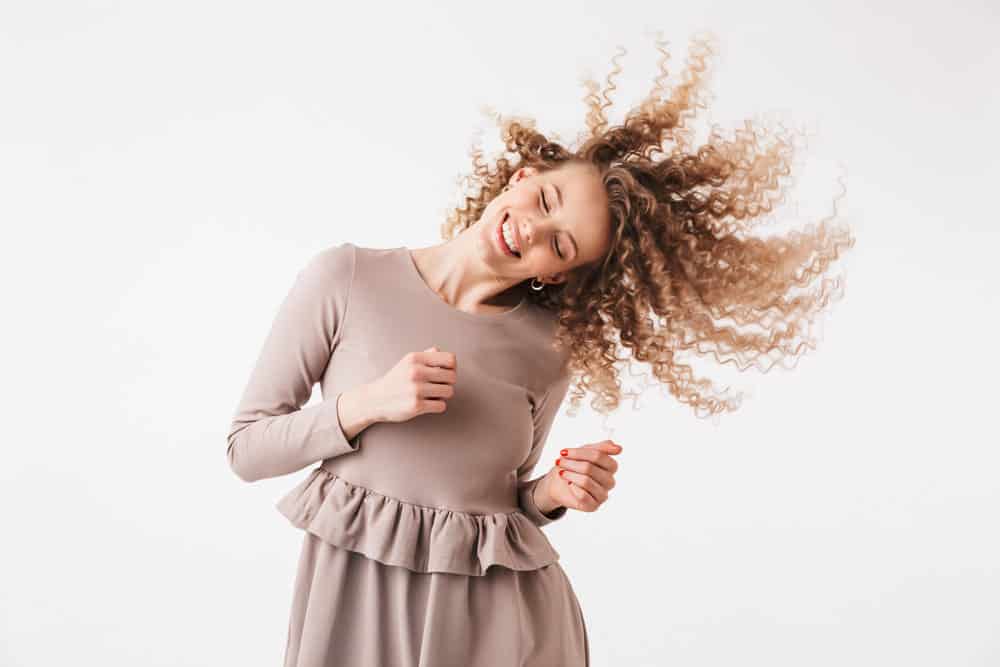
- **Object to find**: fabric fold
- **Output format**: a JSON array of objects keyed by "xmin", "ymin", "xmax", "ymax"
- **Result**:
[{"xmin": 276, "ymin": 466, "xmax": 562, "ymax": 577}]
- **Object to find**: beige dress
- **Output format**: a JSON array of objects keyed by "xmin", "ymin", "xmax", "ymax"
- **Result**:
[{"xmin": 226, "ymin": 243, "xmax": 589, "ymax": 666}]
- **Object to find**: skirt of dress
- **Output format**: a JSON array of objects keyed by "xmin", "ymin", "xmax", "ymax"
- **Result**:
[{"xmin": 283, "ymin": 531, "xmax": 590, "ymax": 667}]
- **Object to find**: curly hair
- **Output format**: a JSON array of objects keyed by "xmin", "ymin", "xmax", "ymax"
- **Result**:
[{"xmin": 439, "ymin": 31, "xmax": 856, "ymax": 419}]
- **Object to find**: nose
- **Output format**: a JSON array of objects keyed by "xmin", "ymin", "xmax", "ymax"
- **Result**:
[
  {"xmin": 517, "ymin": 220, "xmax": 532, "ymax": 250},
  {"xmin": 519, "ymin": 217, "xmax": 550, "ymax": 252}
]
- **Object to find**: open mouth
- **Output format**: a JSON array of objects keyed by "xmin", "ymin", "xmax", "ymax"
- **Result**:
[{"xmin": 498, "ymin": 212, "xmax": 521, "ymax": 258}]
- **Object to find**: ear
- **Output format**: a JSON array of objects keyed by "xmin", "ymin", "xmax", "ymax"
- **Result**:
[
  {"xmin": 541, "ymin": 273, "xmax": 567, "ymax": 286},
  {"xmin": 515, "ymin": 166, "xmax": 538, "ymax": 183}
]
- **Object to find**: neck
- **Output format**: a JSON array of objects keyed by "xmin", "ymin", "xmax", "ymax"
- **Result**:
[{"xmin": 410, "ymin": 231, "xmax": 523, "ymax": 311}]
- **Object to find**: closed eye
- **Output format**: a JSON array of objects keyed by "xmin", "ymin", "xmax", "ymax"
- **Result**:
[{"xmin": 541, "ymin": 189, "xmax": 563, "ymax": 259}]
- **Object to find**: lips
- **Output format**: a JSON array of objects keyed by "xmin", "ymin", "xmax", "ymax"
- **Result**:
[
  {"xmin": 497, "ymin": 212, "xmax": 520, "ymax": 258},
  {"xmin": 505, "ymin": 213, "xmax": 522, "ymax": 254}
]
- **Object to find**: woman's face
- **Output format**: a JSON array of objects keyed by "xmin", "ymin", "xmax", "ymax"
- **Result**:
[{"xmin": 474, "ymin": 160, "xmax": 613, "ymax": 287}]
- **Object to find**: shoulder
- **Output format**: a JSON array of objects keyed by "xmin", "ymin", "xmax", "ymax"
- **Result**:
[
  {"xmin": 288, "ymin": 243, "xmax": 359, "ymax": 310},
  {"xmin": 303, "ymin": 241, "xmax": 356, "ymax": 277},
  {"xmin": 309, "ymin": 242, "xmax": 405, "ymax": 277}
]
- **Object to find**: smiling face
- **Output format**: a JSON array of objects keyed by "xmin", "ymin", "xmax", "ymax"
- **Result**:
[{"xmin": 474, "ymin": 160, "xmax": 613, "ymax": 287}]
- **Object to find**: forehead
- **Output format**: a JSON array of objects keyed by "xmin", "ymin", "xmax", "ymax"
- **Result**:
[
  {"xmin": 545, "ymin": 161, "xmax": 605, "ymax": 206},
  {"xmin": 545, "ymin": 162, "xmax": 611, "ymax": 262}
]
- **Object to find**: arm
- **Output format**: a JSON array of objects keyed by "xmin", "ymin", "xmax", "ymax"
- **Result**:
[
  {"xmin": 226, "ymin": 243, "xmax": 365, "ymax": 483},
  {"xmin": 516, "ymin": 370, "xmax": 573, "ymax": 527}
]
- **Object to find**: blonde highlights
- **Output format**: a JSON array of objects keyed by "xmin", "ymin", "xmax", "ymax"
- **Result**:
[{"xmin": 441, "ymin": 32, "xmax": 856, "ymax": 419}]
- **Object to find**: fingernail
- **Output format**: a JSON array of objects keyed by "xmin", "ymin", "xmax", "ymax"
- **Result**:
[
  {"xmin": 559, "ymin": 469, "xmax": 565, "ymax": 477},
  {"xmin": 555, "ymin": 458, "xmax": 561, "ymax": 466},
  {"xmin": 560, "ymin": 449, "xmax": 568, "ymax": 457}
]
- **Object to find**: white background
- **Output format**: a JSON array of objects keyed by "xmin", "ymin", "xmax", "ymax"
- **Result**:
[{"xmin": 2, "ymin": 1, "xmax": 997, "ymax": 665}]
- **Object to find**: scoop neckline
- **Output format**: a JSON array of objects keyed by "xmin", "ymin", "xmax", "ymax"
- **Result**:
[{"xmin": 399, "ymin": 246, "xmax": 530, "ymax": 322}]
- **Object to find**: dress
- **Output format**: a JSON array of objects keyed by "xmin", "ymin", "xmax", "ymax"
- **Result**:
[{"xmin": 226, "ymin": 242, "xmax": 589, "ymax": 666}]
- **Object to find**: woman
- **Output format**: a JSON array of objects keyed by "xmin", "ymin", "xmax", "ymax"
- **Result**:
[{"xmin": 226, "ymin": 32, "xmax": 855, "ymax": 667}]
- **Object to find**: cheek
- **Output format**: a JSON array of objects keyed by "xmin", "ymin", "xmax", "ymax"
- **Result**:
[{"xmin": 476, "ymin": 204, "xmax": 498, "ymax": 231}]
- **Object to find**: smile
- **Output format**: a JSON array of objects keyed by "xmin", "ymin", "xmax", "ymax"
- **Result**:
[{"xmin": 497, "ymin": 212, "xmax": 521, "ymax": 258}]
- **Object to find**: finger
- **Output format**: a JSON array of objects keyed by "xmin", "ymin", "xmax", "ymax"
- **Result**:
[
  {"xmin": 563, "ymin": 478, "xmax": 597, "ymax": 510},
  {"xmin": 416, "ymin": 365, "xmax": 457, "ymax": 384},
  {"xmin": 419, "ymin": 349, "xmax": 457, "ymax": 369},
  {"xmin": 577, "ymin": 452, "xmax": 619, "ymax": 475},
  {"xmin": 558, "ymin": 469, "xmax": 608, "ymax": 504},
  {"xmin": 559, "ymin": 442, "xmax": 622, "ymax": 474},
  {"xmin": 564, "ymin": 440, "xmax": 623, "ymax": 460},
  {"xmin": 419, "ymin": 381, "xmax": 455, "ymax": 399},
  {"xmin": 556, "ymin": 456, "xmax": 615, "ymax": 490},
  {"xmin": 585, "ymin": 440, "xmax": 623, "ymax": 455},
  {"xmin": 419, "ymin": 398, "xmax": 448, "ymax": 413},
  {"xmin": 571, "ymin": 483, "xmax": 599, "ymax": 509}
]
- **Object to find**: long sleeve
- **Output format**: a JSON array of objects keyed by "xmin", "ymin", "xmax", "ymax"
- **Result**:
[
  {"xmin": 516, "ymin": 370, "xmax": 572, "ymax": 527},
  {"xmin": 226, "ymin": 242, "xmax": 361, "ymax": 483}
]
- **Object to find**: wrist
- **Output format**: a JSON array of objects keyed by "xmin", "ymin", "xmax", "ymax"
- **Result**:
[
  {"xmin": 336, "ymin": 384, "xmax": 380, "ymax": 439},
  {"xmin": 533, "ymin": 475, "xmax": 562, "ymax": 515}
]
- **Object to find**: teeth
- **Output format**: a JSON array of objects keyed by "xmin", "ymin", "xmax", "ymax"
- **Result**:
[{"xmin": 502, "ymin": 219, "xmax": 520, "ymax": 254}]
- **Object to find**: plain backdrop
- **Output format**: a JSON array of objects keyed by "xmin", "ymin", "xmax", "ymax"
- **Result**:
[{"xmin": 2, "ymin": 1, "xmax": 997, "ymax": 665}]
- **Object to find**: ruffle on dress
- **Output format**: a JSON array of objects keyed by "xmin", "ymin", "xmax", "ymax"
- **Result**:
[{"xmin": 275, "ymin": 465, "xmax": 561, "ymax": 577}]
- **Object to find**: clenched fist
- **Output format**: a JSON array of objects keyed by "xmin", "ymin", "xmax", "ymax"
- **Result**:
[
  {"xmin": 538, "ymin": 440, "xmax": 623, "ymax": 513},
  {"xmin": 366, "ymin": 346, "xmax": 458, "ymax": 423}
]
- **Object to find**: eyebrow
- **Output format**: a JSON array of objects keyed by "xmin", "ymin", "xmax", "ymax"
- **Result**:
[{"xmin": 553, "ymin": 183, "xmax": 579, "ymax": 260}]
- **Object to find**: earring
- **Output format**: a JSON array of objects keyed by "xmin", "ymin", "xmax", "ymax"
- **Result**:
[
  {"xmin": 502, "ymin": 185, "xmax": 510, "ymax": 192},
  {"xmin": 530, "ymin": 278, "xmax": 545, "ymax": 291}
]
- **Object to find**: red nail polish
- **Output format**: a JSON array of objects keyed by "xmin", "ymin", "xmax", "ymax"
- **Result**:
[
  {"xmin": 559, "ymin": 469, "xmax": 565, "ymax": 477},
  {"xmin": 555, "ymin": 458, "xmax": 561, "ymax": 466},
  {"xmin": 560, "ymin": 449, "xmax": 568, "ymax": 457}
]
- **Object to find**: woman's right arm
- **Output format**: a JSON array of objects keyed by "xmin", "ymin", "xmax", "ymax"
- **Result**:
[{"xmin": 226, "ymin": 243, "xmax": 375, "ymax": 483}]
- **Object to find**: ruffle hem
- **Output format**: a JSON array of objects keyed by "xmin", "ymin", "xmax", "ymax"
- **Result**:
[{"xmin": 276, "ymin": 465, "xmax": 562, "ymax": 577}]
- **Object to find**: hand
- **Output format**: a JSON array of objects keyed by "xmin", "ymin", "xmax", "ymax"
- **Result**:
[
  {"xmin": 541, "ymin": 440, "xmax": 623, "ymax": 512},
  {"xmin": 366, "ymin": 346, "xmax": 457, "ymax": 423}
]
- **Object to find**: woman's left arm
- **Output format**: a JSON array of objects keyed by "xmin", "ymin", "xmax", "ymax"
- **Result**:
[{"xmin": 515, "ymin": 372, "xmax": 573, "ymax": 527}]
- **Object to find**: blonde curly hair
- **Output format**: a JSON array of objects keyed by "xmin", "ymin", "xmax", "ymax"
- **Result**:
[{"xmin": 440, "ymin": 31, "xmax": 856, "ymax": 419}]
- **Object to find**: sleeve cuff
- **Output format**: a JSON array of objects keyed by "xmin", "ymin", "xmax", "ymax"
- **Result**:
[
  {"xmin": 316, "ymin": 392, "xmax": 363, "ymax": 458},
  {"xmin": 517, "ymin": 476, "xmax": 567, "ymax": 527}
]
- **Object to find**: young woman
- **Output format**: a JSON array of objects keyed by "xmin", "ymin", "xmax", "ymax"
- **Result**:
[{"xmin": 226, "ymin": 32, "xmax": 855, "ymax": 667}]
